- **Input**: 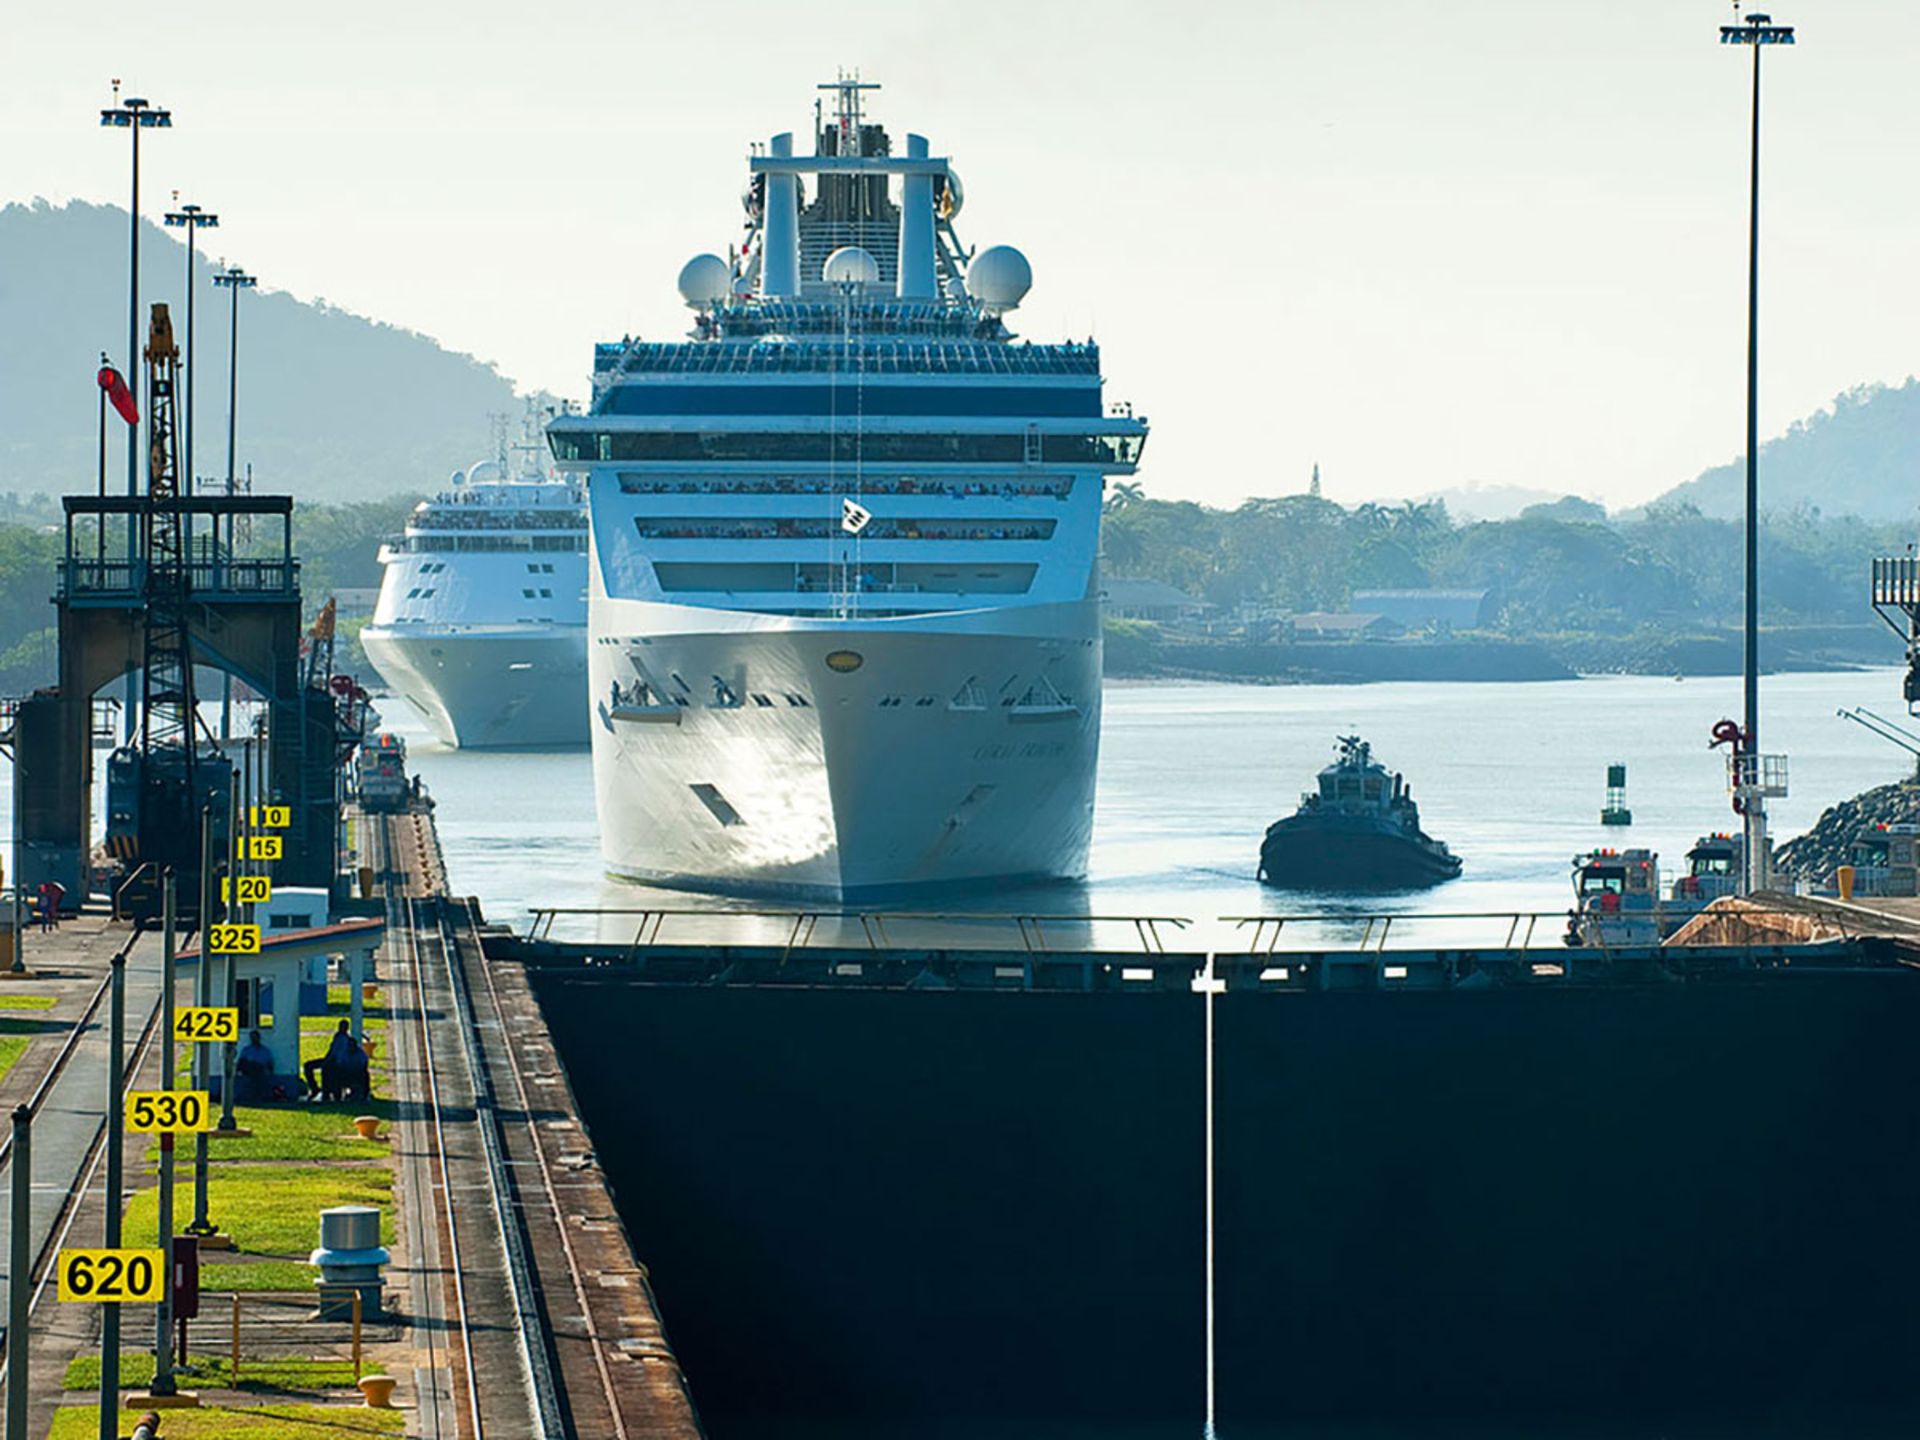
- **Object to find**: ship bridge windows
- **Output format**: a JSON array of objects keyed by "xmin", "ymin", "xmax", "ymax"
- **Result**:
[
  {"xmin": 617, "ymin": 474, "xmax": 1074, "ymax": 501},
  {"xmin": 651, "ymin": 560, "xmax": 1037, "ymax": 597},
  {"xmin": 635, "ymin": 517, "xmax": 1056, "ymax": 542},
  {"xmin": 558, "ymin": 431, "xmax": 1141, "ymax": 466}
]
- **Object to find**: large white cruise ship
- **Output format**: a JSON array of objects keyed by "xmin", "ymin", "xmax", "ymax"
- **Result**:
[
  {"xmin": 361, "ymin": 439, "xmax": 589, "ymax": 748},
  {"xmin": 549, "ymin": 77, "xmax": 1147, "ymax": 897}
]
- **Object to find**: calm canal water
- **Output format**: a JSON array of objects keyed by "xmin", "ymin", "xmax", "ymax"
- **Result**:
[{"xmin": 376, "ymin": 668, "xmax": 1909, "ymax": 948}]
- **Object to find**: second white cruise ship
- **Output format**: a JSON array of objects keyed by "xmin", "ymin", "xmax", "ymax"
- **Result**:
[
  {"xmin": 549, "ymin": 76, "xmax": 1147, "ymax": 897},
  {"xmin": 361, "ymin": 434, "xmax": 589, "ymax": 748}
]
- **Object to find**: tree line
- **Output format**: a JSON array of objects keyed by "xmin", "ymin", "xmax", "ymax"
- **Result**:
[{"xmin": 1101, "ymin": 485, "xmax": 1907, "ymax": 632}]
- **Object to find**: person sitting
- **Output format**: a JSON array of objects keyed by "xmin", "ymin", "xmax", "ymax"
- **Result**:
[
  {"xmin": 235, "ymin": 1029, "xmax": 275, "ymax": 1104},
  {"xmin": 337, "ymin": 1038, "xmax": 372, "ymax": 1102},
  {"xmin": 303, "ymin": 1019, "xmax": 355, "ymax": 1101}
]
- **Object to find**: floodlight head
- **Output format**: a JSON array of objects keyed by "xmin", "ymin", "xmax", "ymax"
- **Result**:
[
  {"xmin": 164, "ymin": 206, "xmax": 219, "ymax": 229},
  {"xmin": 1721, "ymin": 12, "xmax": 1794, "ymax": 44},
  {"xmin": 212, "ymin": 268, "xmax": 257, "ymax": 291}
]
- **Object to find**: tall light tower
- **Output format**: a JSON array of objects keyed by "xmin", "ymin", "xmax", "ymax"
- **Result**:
[
  {"xmin": 213, "ymin": 265, "xmax": 257, "ymax": 495},
  {"xmin": 99, "ymin": 83, "xmax": 170, "ymax": 498},
  {"xmin": 163, "ymin": 200, "xmax": 219, "ymax": 497},
  {"xmin": 212, "ymin": 264, "xmax": 257, "ymax": 742},
  {"xmin": 1719, "ymin": 10, "xmax": 1795, "ymax": 895}
]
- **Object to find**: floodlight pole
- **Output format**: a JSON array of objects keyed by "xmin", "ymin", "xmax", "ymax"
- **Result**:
[
  {"xmin": 163, "ymin": 204, "xmax": 219, "ymax": 498},
  {"xmin": 101, "ymin": 88, "xmax": 170, "ymax": 746},
  {"xmin": 1720, "ymin": 10, "xmax": 1794, "ymax": 895},
  {"xmin": 212, "ymin": 266, "xmax": 256, "ymax": 743}
]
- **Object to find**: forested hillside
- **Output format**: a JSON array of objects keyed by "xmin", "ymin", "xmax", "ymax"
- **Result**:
[
  {"xmin": 1101, "ymin": 484, "xmax": 1904, "ymax": 631},
  {"xmin": 0, "ymin": 200, "xmax": 551, "ymax": 501},
  {"xmin": 1656, "ymin": 380, "xmax": 1920, "ymax": 523}
]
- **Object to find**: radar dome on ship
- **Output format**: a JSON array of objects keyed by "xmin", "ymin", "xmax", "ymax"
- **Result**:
[
  {"xmin": 677, "ymin": 253, "xmax": 733, "ymax": 308},
  {"xmin": 967, "ymin": 245, "xmax": 1032, "ymax": 313},
  {"xmin": 822, "ymin": 246, "xmax": 881, "ymax": 287},
  {"xmin": 466, "ymin": 460, "xmax": 501, "ymax": 484}
]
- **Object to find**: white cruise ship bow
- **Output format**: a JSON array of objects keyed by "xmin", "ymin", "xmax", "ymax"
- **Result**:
[
  {"xmin": 361, "ymin": 437, "xmax": 589, "ymax": 748},
  {"xmin": 552, "ymin": 76, "xmax": 1147, "ymax": 898}
]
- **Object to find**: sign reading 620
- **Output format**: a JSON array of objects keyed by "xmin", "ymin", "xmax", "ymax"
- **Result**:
[{"xmin": 57, "ymin": 1248, "xmax": 164, "ymax": 1302}]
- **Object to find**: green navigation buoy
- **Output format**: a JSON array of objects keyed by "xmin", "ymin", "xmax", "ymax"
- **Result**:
[{"xmin": 1601, "ymin": 763, "xmax": 1632, "ymax": 826}]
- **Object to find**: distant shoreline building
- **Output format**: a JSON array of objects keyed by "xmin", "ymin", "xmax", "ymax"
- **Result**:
[
  {"xmin": 1350, "ymin": 588, "xmax": 1492, "ymax": 632},
  {"xmin": 1103, "ymin": 578, "xmax": 1211, "ymax": 626}
]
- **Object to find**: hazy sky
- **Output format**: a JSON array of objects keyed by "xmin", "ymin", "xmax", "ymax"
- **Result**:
[{"xmin": 7, "ymin": 1, "xmax": 1917, "ymax": 509}]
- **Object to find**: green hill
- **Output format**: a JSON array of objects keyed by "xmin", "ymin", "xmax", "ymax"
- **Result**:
[
  {"xmin": 0, "ymin": 198, "xmax": 552, "ymax": 501},
  {"xmin": 1657, "ymin": 380, "xmax": 1920, "ymax": 524}
]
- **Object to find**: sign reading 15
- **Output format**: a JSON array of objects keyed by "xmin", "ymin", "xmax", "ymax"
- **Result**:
[
  {"xmin": 221, "ymin": 875, "xmax": 272, "ymax": 905},
  {"xmin": 235, "ymin": 835, "xmax": 282, "ymax": 861},
  {"xmin": 208, "ymin": 923, "xmax": 260, "ymax": 955},
  {"xmin": 57, "ymin": 1248, "xmax": 164, "ymax": 1303},
  {"xmin": 174, "ymin": 1007, "xmax": 239, "ymax": 1043}
]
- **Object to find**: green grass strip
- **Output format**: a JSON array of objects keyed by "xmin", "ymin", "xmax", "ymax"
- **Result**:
[
  {"xmin": 123, "ymin": 1166, "xmax": 393, "ymax": 1256},
  {"xmin": 51, "ymin": 1404, "xmax": 405, "ymax": 1438}
]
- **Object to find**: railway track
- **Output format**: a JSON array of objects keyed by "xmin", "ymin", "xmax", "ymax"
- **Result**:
[{"xmin": 373, "ymin": 801, "xmax": 689, "ymax": 1438}]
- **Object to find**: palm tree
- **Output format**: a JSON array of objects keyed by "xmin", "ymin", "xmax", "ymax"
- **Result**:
[{"xmin": 1105, "ymin": 480, "xmax": 1145, "ymax": 513}]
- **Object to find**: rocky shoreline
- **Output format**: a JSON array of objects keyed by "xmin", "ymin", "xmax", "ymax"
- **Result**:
[{"xmin": 1775, "ymin": 778, "xmax": 1920, "ymax": 882}]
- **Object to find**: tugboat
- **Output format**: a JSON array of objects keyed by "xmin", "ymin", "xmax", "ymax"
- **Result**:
[{"xmin": 1258, "ymin": 736, "xmax": 1462, "ymax": 889}]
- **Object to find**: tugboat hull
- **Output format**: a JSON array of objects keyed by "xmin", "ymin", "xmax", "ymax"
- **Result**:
[{"xmin": 1259, "ymin": 817, "xmax": 1462, "ymax": 890}]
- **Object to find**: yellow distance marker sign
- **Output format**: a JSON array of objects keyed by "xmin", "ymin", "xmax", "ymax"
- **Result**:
[
  {"xmin": 57, "ymin": 1248, "xmax": 165, "ymax": 1303},
  {"xmin": 236, "ymin": 835, "xmax": 283, "ymax": 862},
  {"xmin": 208, "ymin": 923, "xmax": 261, "ymax": 955},
  {"xmin": 174, "ymin": 1007, "xmax": 240, "ymax": 1043},
  {"xmin": 221, "ymin": 875, "xmax": 272, "ymax": 905},
  {"xmin": 125, "ymin": 1090, "xmax": 215, "ymax": 1133},
  {"xmin": 250, "ymin": 804, "xmax": 292, "ymax": 829}
]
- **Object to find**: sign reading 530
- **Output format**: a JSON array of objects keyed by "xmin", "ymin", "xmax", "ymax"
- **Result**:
[{"xmin": 125, "ymin": 1090, "xmax": 214, "ymax": 1133}]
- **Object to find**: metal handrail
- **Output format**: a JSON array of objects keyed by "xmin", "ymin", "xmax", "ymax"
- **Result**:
[{"xmin": 526, "ymin": 906, "xmax": 1196, "ymax": 957}]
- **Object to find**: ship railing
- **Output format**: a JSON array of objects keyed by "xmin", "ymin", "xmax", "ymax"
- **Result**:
[
  {"xmin": 524, "ymin": 907, "xmax": 1193, "ymax": 958},
  {"xmin": 1221, "ymin": 903, "xmax": 1864, "ymax": 962}
]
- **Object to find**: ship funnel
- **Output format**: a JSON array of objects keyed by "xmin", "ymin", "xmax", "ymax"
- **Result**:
[
  {"xmin": 896, "ymin": 133, "xmax": 937, "ymax": 301},
  {"xmin": 762, "ymin": 132, "xmax": 801, "ymax": 299}
]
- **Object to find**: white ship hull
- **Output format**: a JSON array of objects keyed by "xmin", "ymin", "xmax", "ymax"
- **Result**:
[
  {"xmin": 363, "ymin": 625, "xmax": 588, "ymax": 749},
  {"xmin": 590, "ymin": 597, "xmax": 1101, "ymax": 899}
]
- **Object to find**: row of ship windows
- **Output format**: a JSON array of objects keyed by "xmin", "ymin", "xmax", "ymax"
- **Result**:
[
  {"xmin": 633, "ymin": 518, "xmax": 1055, "ymax": 542},
  {"xmin": 388, "ymin": 536, "xmax": 586, "ymax": 554},
  {"xmin": 553, "ymin": 431, "xmax": 1144, "ymax": 466},
  {"xmin": 615, "ymin": 474, "xmax": 1073, "ymax": 500},
  {"xmin": 612, "ymin": 670, "xmax": 1072, "ymax": 715}
]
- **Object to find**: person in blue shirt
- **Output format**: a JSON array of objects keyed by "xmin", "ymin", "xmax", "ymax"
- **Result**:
[{"xmin": 304, "ymin": 1019, "xmax": 356, "ymax": 1101}]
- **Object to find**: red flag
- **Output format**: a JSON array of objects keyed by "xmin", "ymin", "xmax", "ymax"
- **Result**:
[{"xmin": 96, "ymin": 364, "xmax": 138, "ymax": 425}]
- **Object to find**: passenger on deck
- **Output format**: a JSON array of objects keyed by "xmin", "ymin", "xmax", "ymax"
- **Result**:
[
  {"xmin": 235, "ymin": 1029, "xmax": 275, "ymax": 1103},
  {"xmin": 304, "ymin": 1019, "xmax": 356, "ymax": 1101}
]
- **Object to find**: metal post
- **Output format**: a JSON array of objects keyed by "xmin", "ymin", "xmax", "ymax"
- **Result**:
[
  {"xmin": 219, "ymin": 766, "xmax": 245, "ymax": 1132},
  {"xmin": 6, "ymin": 1104, "xmax": 31, "ymax": 1440},
  {"xmin": 123, "ymin": 114, "xmax": 141, "ymax": 748},
  {"xmin": 189, "ymin": 809, "xmax": 213, "ymax": 1233},
  {"xmin": 151, "ymin": 875, "xmax": 177, "ymax": 1396},
  {"xmin": 1742, "ymin": 32, "xmax": 1765, "ymax": 895},
  {"xmin": 99, "ymin": 947, "xmax": 127, "ymax": 1440}
]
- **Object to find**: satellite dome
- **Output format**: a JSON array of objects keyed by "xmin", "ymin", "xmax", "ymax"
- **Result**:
[
  {"xmin": 677, "ymin": 253, "xmax": 733, "ymax": 309},
  {"xmin": 967, "ymin": 245, "xmax": 1032, "ymax": 313},
  {"xmin": 448, "ymin": 469, "xmax": 466, "ymax": 488},
  {"xmin": 822, "ymin": 246, "xmax": 881, "ymax": 287},
  {"xmin": 466, "ymin": 460, "xmax": 501, "ymax": 484}
]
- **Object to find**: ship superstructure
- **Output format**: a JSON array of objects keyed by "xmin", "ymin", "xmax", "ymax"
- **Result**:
[
  {"xmin": 550, "ymin": 76, "xmax": 1147, "ymax": 897},
  {"xmin": 361, "ymin": 422, "xmax": 588, "ymax": 748}
]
